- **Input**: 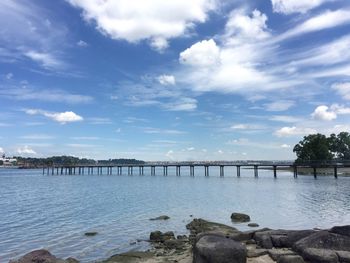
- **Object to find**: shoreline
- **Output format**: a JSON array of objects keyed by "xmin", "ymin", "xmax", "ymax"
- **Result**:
[{"xmin": 9, "ymin": 214, "xmax": 350, "ymax": 263}]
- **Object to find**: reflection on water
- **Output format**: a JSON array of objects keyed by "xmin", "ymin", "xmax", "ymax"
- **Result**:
[{"xmin": 1, "ymin": 168, "xmax": 350, "ymax": 262}]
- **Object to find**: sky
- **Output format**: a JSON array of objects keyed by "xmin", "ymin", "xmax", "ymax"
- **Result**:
[{"xmin": 1, "ymin": 0, "xmax": 350, "ymax": 161}]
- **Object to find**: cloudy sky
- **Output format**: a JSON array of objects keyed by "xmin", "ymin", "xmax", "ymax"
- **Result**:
[{"xmin": 1, "ymin": 0, "xmax": 350, "ymax": 161}]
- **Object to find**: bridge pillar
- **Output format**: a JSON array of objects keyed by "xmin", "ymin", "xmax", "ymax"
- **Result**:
[
  {"xmin": 220, "ymin": 166, "xmax": 224, "ymax": 177},
  {"xmin": 236, "ymin": 166, "xmax": 240, "ymax": 177},
  {"xmin": 273, "ymin": 166, "xmax": 277, "ymax": 178},
  {"xmin": 313, "ymin": 167, "xmax": 317, "ymax": 178},
  {"xmin": 176, "ymin": 166, "xmax": 181, "ymax": 176},
  {"xmin": 204, "ymin": 166, "xmax": 209, "ymax": 176},
  {"xmin": 151, "ymin": 166, "xmax": 155, "ymax": 176},
  {"xmin": 254, "ymin": 165, "xmax": 258, "ymax": 177},
  {"xmin": 293, "ymin": 166, "xmax": 298, "ymax": 178},
  {"xmin": 190, "ymin": 166, "xmax": 194, "ymax": 176},
  {"xmin": 334, "ymin": 166, "xmax": 338, "ymax": 179}
]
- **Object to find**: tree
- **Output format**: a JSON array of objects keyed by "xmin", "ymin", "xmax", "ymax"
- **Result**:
[
  {"xmin": 329, "ymin": 132, "xmax": 350, "ymax": 160},
  {"xmin": 293, "ymin": 133, "xmax": 333, "ymax": 163}
]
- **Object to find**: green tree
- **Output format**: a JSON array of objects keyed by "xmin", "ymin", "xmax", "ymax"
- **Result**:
[
  {"xmin": 293, "ymin": 133, "xmax": 333, "ymax": 163},
  {"xmin": 329, "ymin": 132, "xmax": 350, "ymax": 160}
]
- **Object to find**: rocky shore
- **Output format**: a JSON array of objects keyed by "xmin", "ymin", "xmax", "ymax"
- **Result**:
[{"xmin": 9, "ymin": 213, "xmax": 350, "ymax": 263}]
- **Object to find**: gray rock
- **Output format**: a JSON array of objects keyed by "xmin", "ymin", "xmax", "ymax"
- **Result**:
[
  {"xmin": 299, "ymin": 248, "xmax": 338, "ymax": 263},
  {"xmin": 248, "ymin": 223, "xmax": 259, "ymax": 227},
  {"xmin": 84, "ymin": 232, "xmax": 97, "ymax": 237},
  {"xmin": 149, "ymin": 231, "xmax": 175, "ymax": 242},
  {"xmin": 193, "ymin": 234, "xmax": 247, "ymax": 263},
  {"xmin": 330, "ymin": 225, "xmax": 350, "ymax": 237},
  {"xmin": 149, "ymin": 215, "xmax": 170, "ymax": 221},
  {"xmin": 254, "ymin": 232, "xmax": 273, "ymax": 249},
  {"xmin": 277, "ymin": 255, "xmax": 305, "ymax": 263},
  {"xmin": 231, "ymin": 213, "xmax": 251, "ymax": 223},
  {"xmin": 247, "ymin": 248, "xmax": 268, "ymax": 258},
  {"xmin": 9, "ymin": 249, "xmax": 79, "ymax": 263},
  {"xmin": 336, "ymin": 250, "xmax": 350, "ymax": 262},
  {"xmin": 267, "ymin": 249, "xmax": 297, "ymax": 261},
  {"xmin": 186, "ymin": 218, "xmax": 238, "ymax": 235}
]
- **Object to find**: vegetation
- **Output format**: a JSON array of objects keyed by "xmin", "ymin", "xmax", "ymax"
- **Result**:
[
  {"xmin": 15, "ymin": 156, "xmax": 144, "ymax": 168},
  {"xmin": 293, "ymin": 132, "xmax": 350, "ymax": 163}
]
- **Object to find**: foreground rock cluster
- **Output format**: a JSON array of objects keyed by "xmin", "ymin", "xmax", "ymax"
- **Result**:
[{"xmin": 9, "ymin": 214, "xmax": 350, "ymax": 263}]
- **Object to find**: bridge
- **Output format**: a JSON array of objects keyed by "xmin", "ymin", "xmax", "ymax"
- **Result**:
[{"xmin": 42, "ymin": 161, "xmax": 350, "ymax": 178}]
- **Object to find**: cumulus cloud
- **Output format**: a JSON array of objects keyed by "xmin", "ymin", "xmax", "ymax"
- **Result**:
[
  {"xmin": 77, "ymin": 40, "xmax": 88, "ymax": 47},
  {"xmin": 332, "ymin": 82, "xmax": 350, "ymax": 100},
  {"xmin": 275, "ymin": 126, "xmax": 317, "ymax": 137},
  {"xmin": 179, "ymin": 39, "xmax": 220, "ymax": 67},
  {"xmin": 271, "ymin": 0, "xmax": 328, "ymax": 14},
  {"xmin": 157, "ymin": 75, "xmax": 176, "ymax": 86},
  {"xmin": 0, "ymin": 147, "xmax": 4, "ymax": 153},
  {"xmin": 311, "ymin": 104, "xmax": 350, "ymax": 121},
  {"xmin": 25, "ymin": 109, "xmax": 83, "ymax": 124},
  {"xmin": 67, "ymin": 0, "xmax": 216, "ymax": 51},
  {"xmin": 17, "ymin": 145, "xmax": 36, "ymax": 155}
]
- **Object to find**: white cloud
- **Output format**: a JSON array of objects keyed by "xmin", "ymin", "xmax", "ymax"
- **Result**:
[
  {"xmin": 157, "ymin": 75, "xmax": 176, "ymax": 85},
  {"xmin": 77, "ymin": 40, "xmax": 88, "ymax": 47},
  {"xmin": 278, "ymin": 10, "xmax": 350, "ymax": 41},
  {"xmin": 163, "ymin": 98, "xmax": 197, "ymax": 111},
  {"xmin": 5, "ymin": 73, "xmax": 13, "ymax": 80},
  {"xmin": 269, "ymin": 115, "xmax": 303, "ymax": 123},
  {"xmin": 271, "ymin": 0, "xmax": 328, "ymax": 14},
  {"xmin": 264, "ymin": 100, "xmax": 295, "ymax": 111},
  {"xmin": 224, "ymin": 9, "xmax": 270, "ymax": 44},
  {"xmin": 24, "ymin": 51, "xmax": 65, "ymax": 69},
  {"xmin": 67, "ymin": 0, "xmax": 216, "ymax": 51},
  {"xmin": 311, "ymin": 105, "xmax": 337, "ymax": 121},
  {"xmin": 332, "ymin": 82, "xmax": 350, "ymax": 100},
  {"xmin": 20, "ymin": 134, "xmax": 54, "ymax": 140},
  {"xmin": 280, "ymin": 144, "xmax": 291, "ymax": 148},
  {"xmin": 230, "ymin": 124, "xmax": 266, "ymax": 131},
  {"xmin": 0, "ymin": 147, "xmax": 4, "ymax": 153},
  {"xmin": 25, "ymin": 109, "xmax": 83, "ymax": 124},
  {"xmin": 143, "ymin": 127, "xmax": 186, "ymax": 135},
  {"xmin": 17, "ymin": 145, "xmax": 36, "ymax": 155},
  {"xmin": 179, "ymin": 39, "xmax": 220, "ymax": 67},
  {"xmin": 275, "ymin": 126, "xmax": 317, "ymax": 137}
]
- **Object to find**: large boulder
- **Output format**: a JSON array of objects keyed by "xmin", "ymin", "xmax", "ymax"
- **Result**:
[
  {"xmin": 186, "ymin": 218, "xmax": 238, "ymax": 236},
  {"xmin": 277, "ymin": 255, "xmax": 305, "ymax": 263},
  {"xmin": 9, "ymin": 249, "xmax": 79, "ymax": 263},
  {"xmin": 330, "ymin": 225, "xmax": 350, "ymax": 237},
  {"xmin": 193, "ymin": 234, "xmax": 247, "ymax": 263},
  {"xmin": 231, "ymin": 213, "xmax": 251, "ymax": 223}
]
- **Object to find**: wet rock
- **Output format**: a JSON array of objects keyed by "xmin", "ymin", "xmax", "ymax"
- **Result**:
[
  {"xmin": 84, "ymin": 232, "xmax": 98, "ymax": 237},
  {"xmin": 149, "ymin": 215, "xmax": 170, "ymax": 221},
  {"xmin": 177, "ymin": 235, "xmax": 188, "ymax": 240},
  {"xmin": 231, "ymin": 213, "xmax": 251, "ymax": 223},
  {"xmin": 248, "ymin": 223, "xmax": 259, "ymax": 228},
  {"xmin": 254, "ymin": 232, "xmax": 273, "ymax": 249},
  {"xmin": 101, "ymin": 251, "xmax": 154, "ymax": 263},
  {"xmin": 186, "ymin": 218, "xmax": 238, "ymax": 236},
  {"xmin": 277, "ymin": 255, "xmax": 305, "ymax": 263},
  {"xmin": 9, "ymin": 249, "xmax": 79, "ymax": 263},
  {"xmin": 194, "ymin": 234, "xmax": 247, "ymax": 263},
  {"xmin": 149, "ymin": 231, "xmax": 175, "ymax": 242}
]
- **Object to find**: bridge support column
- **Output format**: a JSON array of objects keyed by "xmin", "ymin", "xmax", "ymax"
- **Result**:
[
  {"xmin": 293, "ymin": 166, "xmax": 298, "ymax": 178},
  {"xmin": 163, "ymin": 166, "xmax": 168, "ymax": 176},
  {"xmin": 151, "ymin": 166, "xmax": 155, "ymax": 176},
  {"xmin": 236, "ymin": 166, "xmax": 240, "ymax": 177},
  {"xmin": 220, "ymin": 166, "xmax": 224, "ymax": 177},
  {"xmin": 254, "ymin": 165, "xmax": 258, "ymax": 177},
  {"xmin": 334, "ymin": 166, "xmax": 338, "ymax": 179},
  {"xmin": 313, "ymin": 167, "xmax": 317, "ymax": 178},
  {"xmin": 273, "ymin": 166, "xmax": 277, "ymax": 178},
  {"xmin": 176, "ymin": 166, "xmax": 181, "ymax": 176},
  {"xmin": 204, "ymin": 166, "xmax": 209, "ymax": 176},
  {"xmin": 190, "ymin": 166, "xmax": 194, "ymax": 176}
]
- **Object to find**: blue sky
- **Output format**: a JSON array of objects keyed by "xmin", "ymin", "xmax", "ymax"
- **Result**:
[{"xmin": 1, "ymin": 0, "xmax": 350, "ymax": 161}]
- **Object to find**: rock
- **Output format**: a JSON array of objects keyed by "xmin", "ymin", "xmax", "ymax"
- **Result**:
[
  {"xmin": 277, "ymin": 255, "xmax": 305, "ymax": 263},
  {"xmin": 248, "ymin": 223, "xmax": 259, "ymax": 228},
  {"xmin": 294, "ymin": 230, "xmax": 350, "ymax": 251},
  {"xmin": 149, "ymin": 231, "xmax": 175, "ymax": 242},
  {"xmin": 149, "ymin": 215, "xmax": 170, "ymax": 221},
  {"xmin": 84, "ymin": 232, "xmax": 98, "ymax": 236},
  {"xmin": 193, "ymin": 234, "xmax": 247, "ymax": 263},
  {"xmin": 186, "ymin": 218, "xmax": 238, "ymax": 236},
  {"xmin": 267, "ymin": 248, "xmax": 297, "ymax": 261},
  {"xmin": 298, "ymin": 248, "xmax": 338, "ymax": 263},
  {"xmin": 247, "ymin": 247, "xmax": 268, "ymax": 258},
  {"xmin": 163, "ymin": 239, "xmax": 187, "ymax": 250},
  {"xmin": 330, "ymin": 225, "xmax": 350, "ymax": 237},
  {"xmin": 231, "ymin": 213, "xmax": 251, "ymax": 223},
  {"xmin": 101, "ymin": 251, "xmax": 154, "ymax": 263},
  {"xmin": 336, "ymin": 250, "xmax": 350, "ymax": 262},
  {"xmin": 254, "ymin": 232, "xmax": 273, "ymax": 249},
  {"xmin": 9, "ymin": 249, "xmax": 79, "ymax": 263},
  {"xmin": 177, "ymin": 235, "xmax": 188, "ymax": 240}
]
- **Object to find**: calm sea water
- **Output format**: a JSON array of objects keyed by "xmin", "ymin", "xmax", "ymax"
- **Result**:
[{"xmin": 1, "ymin": 167, "xmax": 350, "ymax": 262}]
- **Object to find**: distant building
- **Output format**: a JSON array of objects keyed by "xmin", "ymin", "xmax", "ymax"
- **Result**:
[{"xmin": 0, "ymin": 154, "xmax": 17, "ymax": 166}]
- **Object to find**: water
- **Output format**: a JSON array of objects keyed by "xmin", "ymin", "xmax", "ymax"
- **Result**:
[{"xmin": 1, "ymin": 167, "xmax": 350, "ymax": 262}]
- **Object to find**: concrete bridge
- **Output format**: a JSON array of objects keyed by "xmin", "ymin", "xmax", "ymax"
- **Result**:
[{"xmin": 43, "ymin": 161, "xmax": 350, "ymax": 178}]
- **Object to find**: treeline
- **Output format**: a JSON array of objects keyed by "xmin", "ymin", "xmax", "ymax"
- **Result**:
[
  {"xmin": 15, "ymin": 156, "xmax": 144, "ymax": 167},
  {"xmin": 293, "ymin": 132, "xmax": 350, "ymax": 163}
]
